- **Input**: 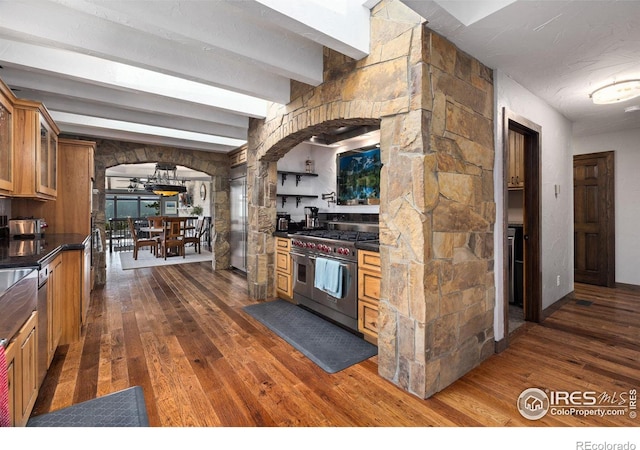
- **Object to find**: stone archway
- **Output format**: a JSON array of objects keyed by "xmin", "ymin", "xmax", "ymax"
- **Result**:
[
  {"xmin": 246, "ymin": 0, "xmax": 496, "ymax": 400},
  {"xmin": 91, "ymin": 139, "xmax": 231, "ymax": 285}
]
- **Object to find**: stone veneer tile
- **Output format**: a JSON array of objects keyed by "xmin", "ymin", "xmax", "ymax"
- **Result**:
[
  {"xmin": 398, "ymin": 314, "xmax": 415, "ymax": 360},
  {"xmin": 445, "ymin": 102, "xmax": 493, "ymax": 150},
  {"xmin": 439, "ymin": 172, "xmax": 475, "ymax": 205}
]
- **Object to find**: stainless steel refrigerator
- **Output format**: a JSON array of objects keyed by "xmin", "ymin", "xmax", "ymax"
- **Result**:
[{"xmin": 230, "ymin": 176, "xmax": 247, "ymax": 272}]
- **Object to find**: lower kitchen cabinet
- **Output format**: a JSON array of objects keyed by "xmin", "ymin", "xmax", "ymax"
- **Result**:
[
  {"xmin": 357, "ymin": 250, "xmax": 381, "ymax": 345},
  {"xmin": 275, "ymin": 237, "xmax": 293, "ymax": 302},
  {"xmin": 60, "ymin": 246, "xmax": 90, "ymax": 345},
  {"xmin": 47, "ymin": 254, "xmax": 63, "ymax": 365},
  {"xmin": 82, "ymin": 238, "xmax": 91, "ymax": 326},
  {"xmin": 5, "ymin": 311, "xmax": 38, "ymax": 427},
  {"xmin": 5, "ymin": 336, "xmax": 16, "ymax": 427}
]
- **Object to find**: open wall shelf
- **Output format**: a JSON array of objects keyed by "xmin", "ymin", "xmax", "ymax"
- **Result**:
[
  {"xmin": 276, "ymin": 194, "xmax": 318, "ymax": 208},
  {"xmin": 278, "ymin": 171, "xmax": 318, "ymax": 186}
]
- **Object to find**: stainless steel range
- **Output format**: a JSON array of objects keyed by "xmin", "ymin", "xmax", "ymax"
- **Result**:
[{"xmin": 290, "ymin": 229, "xmax": 378, "ymax": 332}]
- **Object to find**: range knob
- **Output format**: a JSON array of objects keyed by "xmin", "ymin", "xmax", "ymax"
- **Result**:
[{"xmin": 307, "ymin": 242, "xmax": 316, "ymax": 249}]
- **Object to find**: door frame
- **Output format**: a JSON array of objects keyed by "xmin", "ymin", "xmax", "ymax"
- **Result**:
[{"xmin": 502, "ymin": 108, "xmax": 542, "ymax": 342}]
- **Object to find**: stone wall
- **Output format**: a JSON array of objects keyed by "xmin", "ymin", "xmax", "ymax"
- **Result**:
[
  {"xmin": 246, "ymin": 0, "xmax": 495, "ymax": 398},
  {"xmin": 91, "ymin": 139, "xmax": 231, "ymax": 285}
]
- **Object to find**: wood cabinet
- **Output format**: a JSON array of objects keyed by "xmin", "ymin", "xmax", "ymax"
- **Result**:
[
  {"xmin": 41, "ymin": 138, "xmax": 96, "ymax": 235},
  {"xmin": 5, "ymin": 337, "xmax": 17, "ymax": 427},
  {"xmin": 82, "ymin": 236, "xmax": 91, "ymax": 326},
  {"xmin": 275, "ymin": 237, "xmax": 293, "ymax": 302},
  {"xmin": 357, "ymin": 250, "xmax": 381, "ymax": 345},
  {"xmin": 59, "ymin": 250, "xmax": 90, "ymax": 345},
  {"xmin": 229, "ymin": 145, "xmax": 247, "ymax": 167},
  {"xmin": 0, "ymin": 78, "xmax": 15, "ymax": 194},
  {"xmin": 5, "ymin": 311, "xmax": 39, "ymax": 427},
  {"xmin": 508, "ymin": 128, "xmax": 525, "ymax": 190},
  {"xmin": 47, "ymin": 254, "xmax": 63, "ymax": 365},
  {"xmin": 12, "ymin": 98, "xmax": 60, "ymax": 200}
]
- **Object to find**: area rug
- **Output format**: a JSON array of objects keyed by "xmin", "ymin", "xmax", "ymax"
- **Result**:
[
  {"xmin": 119, "ymin": 249, "xmax": 212, "ymax": 270},
  {"xmin": 243, "ymin": 299, "xmax": 377, "ymax": 373}
]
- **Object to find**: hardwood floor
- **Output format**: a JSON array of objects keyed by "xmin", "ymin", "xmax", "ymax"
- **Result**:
[{"xmin": 31, "ymin": 255, "xmax": 640, "ymax": 427}]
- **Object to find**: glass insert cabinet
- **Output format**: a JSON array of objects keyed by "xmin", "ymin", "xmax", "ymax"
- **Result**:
[{"xmin": 0, "ymin": 79, "xmax": 14, "ymax": 193}]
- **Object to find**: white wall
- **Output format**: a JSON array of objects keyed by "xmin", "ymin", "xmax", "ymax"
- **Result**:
[
  {"xmin": 494, "ymin": 70, "xmax": 574, "ymax": 340},
  {"xmin": 276, "ymin": 134, "xmax": 380, "ymax": 222},
  {"xmin": 178, "ymin": 179, "xmax": 212, "ymax": 217},
  {"xmin": 573, "ymin": 128, "xmax": 640, "ymax": 285}
]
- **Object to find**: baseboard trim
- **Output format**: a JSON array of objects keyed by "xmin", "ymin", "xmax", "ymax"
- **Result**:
[
  {"xmin": 541, "ymin": 290, "xmax": 575, "ymax": 321},
  {"xmin": 615, "ymin": 282, "xmax": 640, "ymax": 292}
]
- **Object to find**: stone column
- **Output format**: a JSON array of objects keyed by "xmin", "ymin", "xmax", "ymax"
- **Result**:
[
  {"xmin": 211, "ymin": 174, "xmax": 230, "ymax": 270},
  {"xmin": 246, "ymin": 140, "xmax": 278, "ymax": 299},
  {"xmin": 93, "ymin": 160, "xmax": 107, "ymax": 286},
  {"xmin": 378, "ymin": 108, "xmax": 436, "ymax": 396}
]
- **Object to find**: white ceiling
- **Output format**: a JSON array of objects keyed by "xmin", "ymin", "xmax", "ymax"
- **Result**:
[
  {"xmin": 0, "ymin": 0, "xmax": 638, "ymax": 156},
  {"xmin": 402, "ymin": 0, "xmax": 640, "ymax": 137}
]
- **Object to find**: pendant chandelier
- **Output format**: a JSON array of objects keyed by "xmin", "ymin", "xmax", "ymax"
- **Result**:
[{"xmin": 144, "ymin": 163, "xmax": 187, "ymax": 197}]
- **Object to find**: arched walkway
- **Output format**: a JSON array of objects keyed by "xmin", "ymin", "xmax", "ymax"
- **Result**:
[
  {"xmin": 246, "ymin": 1, "xmax": 496, "ymax": 399},
  {"xmin": 92, "ymin": 139, "xmax": 231, "ymax": 285}
]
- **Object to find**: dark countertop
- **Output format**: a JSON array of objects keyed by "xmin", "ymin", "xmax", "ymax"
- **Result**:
[
  {"xmin": 0, "ymin": 233, "xmax": 90, "ymax": 269},
  {"xmin": 355, "ymin": 240, "xmax": 379, "ymax": 252},
  {"xmin": 273, "ymin": 231, "xmax": 290, "ymax": 238}
]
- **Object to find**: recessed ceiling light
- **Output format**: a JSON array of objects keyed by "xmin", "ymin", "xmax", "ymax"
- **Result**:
[{"xmin": 590, "ymin": 80, "xmax": 640, "ymax": 105}]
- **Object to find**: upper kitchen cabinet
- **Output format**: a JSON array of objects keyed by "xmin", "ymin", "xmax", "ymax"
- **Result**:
[
  {"xmin": 41, "ymin": 139, "xmax": 96, "ymax": 235},
  {"xmin": 0, "ymin": 79, "xmax": 15, "ymax": 194},
  {"xmin": 507, "ymin": 128, "xmax": 525, "ymax": 190},
  {"xmin": 12, "ymin": 98, "xmax": 60, "ymax": 200}
]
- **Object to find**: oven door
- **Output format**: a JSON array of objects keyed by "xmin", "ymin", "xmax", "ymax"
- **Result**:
[
  {"xmin": 310, "ymin": 256, "xmax": 357, "ymax": 320},
  {"xmin": 291, "ymin": 250, "xmax": 314, "ymax": 301}
]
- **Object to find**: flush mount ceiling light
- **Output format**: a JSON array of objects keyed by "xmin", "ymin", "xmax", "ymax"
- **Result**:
[
  {"xmin": 144, "ymin": 163, "xmax": 187, "ymax": 197},
  {"xmin": 590, "ymin": 80, "xmax": 640, "ymax": 105}
]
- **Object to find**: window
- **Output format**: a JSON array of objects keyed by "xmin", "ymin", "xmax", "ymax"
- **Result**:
[{"xmin": 106, "ymin": 194, "xmax": 161, "ymax": 219}]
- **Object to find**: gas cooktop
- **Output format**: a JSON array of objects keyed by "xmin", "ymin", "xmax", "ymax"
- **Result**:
[{"xmin": 293, "ymin": 229, "xmax": 378, "ymax": 242}]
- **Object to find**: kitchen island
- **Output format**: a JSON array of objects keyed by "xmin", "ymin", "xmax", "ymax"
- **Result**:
[{"xmin": 0, "ymin": 233, "xmax": 91, "ymax": 426}]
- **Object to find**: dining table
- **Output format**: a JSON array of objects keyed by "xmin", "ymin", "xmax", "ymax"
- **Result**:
[{"xmin": 139, "ymin": 226, "xmax": 164, "ymax": 238}]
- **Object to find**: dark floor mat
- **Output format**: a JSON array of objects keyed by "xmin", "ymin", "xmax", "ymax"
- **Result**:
[
  {"xmin": 244, "ymin": 299, "xmax": 377, "ymax": 373},
  {"xmin": 27, "ymin": 386, "xmax": 149, "ymax": 427}
]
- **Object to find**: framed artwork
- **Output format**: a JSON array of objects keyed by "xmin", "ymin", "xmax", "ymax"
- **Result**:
[
  {"xmin": 164, "ymin": 200, "xmax": 177, "ymax": 215},
  {"xmin": 336, "ymin": 145, "xmax": 382, "ymax": 205}
]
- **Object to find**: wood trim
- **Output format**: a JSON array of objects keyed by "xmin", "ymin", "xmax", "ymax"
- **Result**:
[
  {"xmin": 541, "ymin": 290, "xmax": 574, "ymax": 321},
  {"xmin": 615, "ymin": 282, "xmax": 640, "ymax": 292},
  {"xmin": 502, "ymin": 109, "xmax": 543, "ymax": 346},
  {"xmin": 494, "ymin": 337, "xmax": 508, "ymax": 353}
]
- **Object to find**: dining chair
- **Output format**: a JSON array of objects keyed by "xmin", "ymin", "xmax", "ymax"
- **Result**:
[
  {"xmin": 183, "ymin": 218, "xmax": 206, "ymax": 254},
  {"xmin": 148, "ymin": 216, "xmax": 164, "ymax": 229},
  {"xmin": 128, "ymin": 218, "xmax": 158, "ymax": 260},
  {"xmin": 159, "ymin": 217, "xmax": 186, "ymax": 259}
]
